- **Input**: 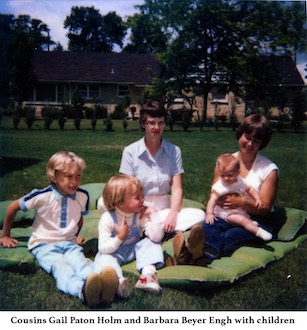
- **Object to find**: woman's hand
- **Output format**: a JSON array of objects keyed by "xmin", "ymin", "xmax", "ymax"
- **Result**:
[
  {"xmin": 216, "ymin": 193, "xmax": 245, "ymax": 209},
  {"xmin": 163, "ymin": 211, "xmax": 178, "ymax": 234}
]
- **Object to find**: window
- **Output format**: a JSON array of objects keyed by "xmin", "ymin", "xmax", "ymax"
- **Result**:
[
  {"xmin": 211, "ymin": 86, "xmax": 227, "ymax": 103},
  {"xmin": 76, "ymin": 84, "xmax": 100, "ymax": 100},
  {"xmin": 35, "ymin": 84, "xmax": 56, "ymax": 102},
  {"xmin": 118, "ymin": 85, "xmax": 129, "ymax": 98},
  {"xmin": 57, "ymin": 84, "xmax": 65, "ymax": 103},
  {"xmin": 89, "ymin": 85, "xmax": 99, "ymax": 100},
  {"xmin": 77, "ymin": 84, "xmax": 87, "ymax": 99}
]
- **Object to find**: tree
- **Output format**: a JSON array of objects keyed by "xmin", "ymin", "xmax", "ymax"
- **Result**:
[
  {"xmin": 9, "ymin": 29, "xmax": 37, "ymax": 109},
  {"xmin": 124, "ymin": 13, "xmax": 168, "ymax": 53},
  {"xmin": 64, "ymin": 6, "xmax": 126, "ymax": 52},
  {"xmin": 127, "ymin": 0, "xmax": 306, "ymax": 125},
  {"xmin": 9, "ymin": 15, "xmax": 54, "ymax": 110},
  {"xmin": 14, "ymin": 15, "xmax": 54, "ymax": 51},
  {"xmin": 229, "ymin": 1, "xmax": 306, "ymax": 115},
  {"xmin": 132, "ymin": 0, "xmax": 241, "ymax": 126},
  {"xmin": 0, "ymin": 14, "xmax": 14, "ymax": 107}
]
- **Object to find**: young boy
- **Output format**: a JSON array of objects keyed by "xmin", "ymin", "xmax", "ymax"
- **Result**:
[
  {"xmin": 94, "ymin": 174, "xmax": 165, "ymax": 301},
  {"xmin": 0, "ymin": 151, "xmax": 118, "ymax": 307},
  {"xmin": 206, "ymin": 153, "xmax": 272, "ymax": 241}
]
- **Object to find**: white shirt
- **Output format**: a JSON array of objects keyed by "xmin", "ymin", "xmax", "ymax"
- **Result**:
[
  {"xmin": 233, "ymin": 152, "xmax": 279, "ymax": 192},
  {"xmin": 119, "ymin": 137, "xmax": 184, "ymax": 196},
  {"xmin": 97, "ymin": 208, "xmax": 164, "ymax": 254},
  {"xmin": 20, "ymin": 185, "xmax": 89, "ymax": 249}
]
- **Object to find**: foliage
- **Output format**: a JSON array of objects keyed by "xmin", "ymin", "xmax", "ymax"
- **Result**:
[
  {"xmin": 12, "ymin": 111, "xmax": 21, "ymax": 129},
  {"xmin": 9, "ymin": 30, "xmax": 37, "ymax": 108},
  {"xmin": 105, "ymin": 117, "xmax": 113, "ymax": 131},
  {"xmin": 41, "ymin": 106, "xmax": 57, "ymax": 130},
  {"xmin": 290, "ymin": 89, "xmax": 306, "ymax": 132},
  {"xmin": 111, "ymin": 104, "xmax": 126, "ymax": 120},
  {"xmin": 24, "ymin": 106, "xmax": 35, "ymax": 129},
  {"xmin": 71, "ymin": 89, "xmax": 84, "ymax": 130},
  {"xmin": 124, "ymin": 13, "xmax": 168, "ymax": 53},
  {"xmin": 64, "ymin": 6, "xmax": 126, "ymax": 52},
  {"xmin": 126, "ymin": 0, "xmax": 306, "ymax": 123},
  {"xmin": 57, "ymin": 107, "xmax": 66, "ymax": 130},
  {"xmin": 14, "ymin": 14, "xmax": 54, "ymax": 51},
  {"xmin": 0, "ymin": 14, "xmax": 14, "ymax": 108}
]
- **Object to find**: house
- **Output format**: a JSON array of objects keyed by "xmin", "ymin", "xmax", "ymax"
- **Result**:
[
  {"xmin": 27, "ymin": 52, "xmax": 304, "ymax": 123},
  {"xmin": 168, "ymin": 56, "xmax": 305, "ymax": 124},
  {"xmin": 26, "ymin": 51, "xmax": 160, "ymax": 116}
]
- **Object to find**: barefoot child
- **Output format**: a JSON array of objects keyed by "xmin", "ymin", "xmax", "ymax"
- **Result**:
[{"xmin": 206, "ymin": 153, "xmax": 272, "ymax": 241}]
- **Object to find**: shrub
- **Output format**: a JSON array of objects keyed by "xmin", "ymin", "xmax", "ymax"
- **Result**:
[
  {"xmin": 42, "ymin": 106, "xmax": 57, "ymax": 130},
  {"xmin": 24, "ymin": 106, "xmax": 35, "ymax": 129},
  {"xmin": 111, "ymin": 104, "xmax": 126, "ymax": 120},
  {"xmin": 56, "ymin": 107, "xmax": 66, "ymax": 129}
]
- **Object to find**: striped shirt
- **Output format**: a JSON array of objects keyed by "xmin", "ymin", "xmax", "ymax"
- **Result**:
[{"xmin": 20, "ymin": 185, "xmax": 89, "ymax": 249}]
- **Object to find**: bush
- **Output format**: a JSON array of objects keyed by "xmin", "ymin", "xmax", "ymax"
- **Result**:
[
  {"xmin": 12, "ymin": 106, "xmax": 23, "ymax": 129},
  {"xmin": 111, "ymin": 104, "xmax": 126, "ymax": 120},
  {"xmin": 42, "ymin": 106, "xmax": 57, "ymax": 130},
  {"xmin": 56, "ymin": 107, "xmax": 66, "ymax": 129},
  {"xmin": 24, "ymin": 106, "xmax": 35, "ymax": 129}
]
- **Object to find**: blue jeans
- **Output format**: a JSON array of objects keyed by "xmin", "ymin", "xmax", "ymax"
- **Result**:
[
  {"xmin": 31, "ymin": 241, "xmax": 93, "ymax": 299},
  {"xmin": 203, "ymin": 217, "xmax": 274, "ymax": 264}
]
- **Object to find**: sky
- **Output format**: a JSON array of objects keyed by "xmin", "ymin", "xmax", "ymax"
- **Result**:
[
  {"xmin": 0, "ymin": 0, "xmax": 144, "ymax": 48},
  {"xmin": 0, "ymin": 0, "xmax": 306, "ymax": 82}
]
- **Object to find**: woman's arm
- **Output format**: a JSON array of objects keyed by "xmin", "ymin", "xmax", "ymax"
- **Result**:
[{"xmin": 163, "ymin": 174, "xmax": 183, "ymax": 233}]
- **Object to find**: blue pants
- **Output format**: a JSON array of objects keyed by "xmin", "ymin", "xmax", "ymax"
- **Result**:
[
  {"xmin": 203, "ymin": 217, "xmax": 274, "ymax": 263},
  {"xmin": 31, "ymin": 241, "xmax": 93, "ymax": 299}
]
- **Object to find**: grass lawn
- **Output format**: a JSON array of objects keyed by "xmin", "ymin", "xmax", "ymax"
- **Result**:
[{"xmin": 0, "ymin": 116, "xmax": 306, "ymax": 310}]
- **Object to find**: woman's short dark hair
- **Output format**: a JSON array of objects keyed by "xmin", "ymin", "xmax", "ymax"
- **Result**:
[
  {"xmin": 236, "ymin": 114, "xmax": 272, "ymax": 150},
  {"xmin": 139, "ymin": 101, "xmax": 167, "ymax": 126}
]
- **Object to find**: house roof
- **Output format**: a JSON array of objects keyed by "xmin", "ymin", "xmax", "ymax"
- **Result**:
[
  {"xmin": 250, "ymin": 56, "xmax": 305, "ymax": 86},
  {"xmin": 32, "ymin": 51, "xmax": 160, "ymax": 86}
]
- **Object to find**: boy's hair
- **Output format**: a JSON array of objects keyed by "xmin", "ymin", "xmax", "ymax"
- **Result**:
[
  {"xmin": 103, "ymin": 174, "xmax": 142, "ymax": 211},
  {"xmin": 236, "ymin": 114, "xmax": 272, "ymax": 150},
  {"xmin": 216, "ymin": 153, "xmax": 240, "ymax": 173},
  {"xmin": 46, "ymin": 151, "xmax": 86, "ymax": 183}
]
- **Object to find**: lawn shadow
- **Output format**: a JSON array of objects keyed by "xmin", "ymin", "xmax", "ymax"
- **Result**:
[{"xmin": 0, "ymin": 156, "xmax": 41, "ymax": 177}]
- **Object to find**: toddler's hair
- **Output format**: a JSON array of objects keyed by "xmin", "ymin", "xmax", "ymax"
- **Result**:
[
  {"xmin": 216, "ymin": 153, "xmax": 240, "ymax": 173},
  {"xmin": 103, "ymin": 174, "xmax": 142, "ymax": 211},
  {"xmin": 46, "ymin": 151, "xmax": 86, "ymax": 183}
]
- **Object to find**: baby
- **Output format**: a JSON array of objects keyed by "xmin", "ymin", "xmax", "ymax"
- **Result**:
[{"xmin": 206, "ymin": 153, "xmax": 272, "ymax": 241}]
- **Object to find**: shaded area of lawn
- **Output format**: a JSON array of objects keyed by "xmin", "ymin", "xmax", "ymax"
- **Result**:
[{"xmin": 0, "ymin": 156, "xmax": 41, "ymax": 177}]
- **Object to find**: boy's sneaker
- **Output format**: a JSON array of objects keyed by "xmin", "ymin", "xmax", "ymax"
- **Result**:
[
  {"xmin": 117, "ymin": 277, "xmax": 131, "ymax": 298},
  {"xmin": 135, "ymin": 274, "xmax": 161, "ymax": 293},
  {"xmin": 82, "ymin": 272, "xmax": 103, "ymax": 308},
  {"xmin": 99, "ymin": 266, "xmax": 119, "ymax": 304}
]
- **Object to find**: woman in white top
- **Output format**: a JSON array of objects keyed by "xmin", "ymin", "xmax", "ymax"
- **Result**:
[
  {"xmin": 172, "ymin": 114, "xmax": 279, "ymax": 265},
  {"xmin": 119, "ymin": 102, "xmax": 205, "ymax": 235}
]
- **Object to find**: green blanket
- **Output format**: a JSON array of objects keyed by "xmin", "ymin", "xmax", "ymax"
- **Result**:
[{"xmin": 0, "ymin": 183, "xmax": 306, "ymax": 289}]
